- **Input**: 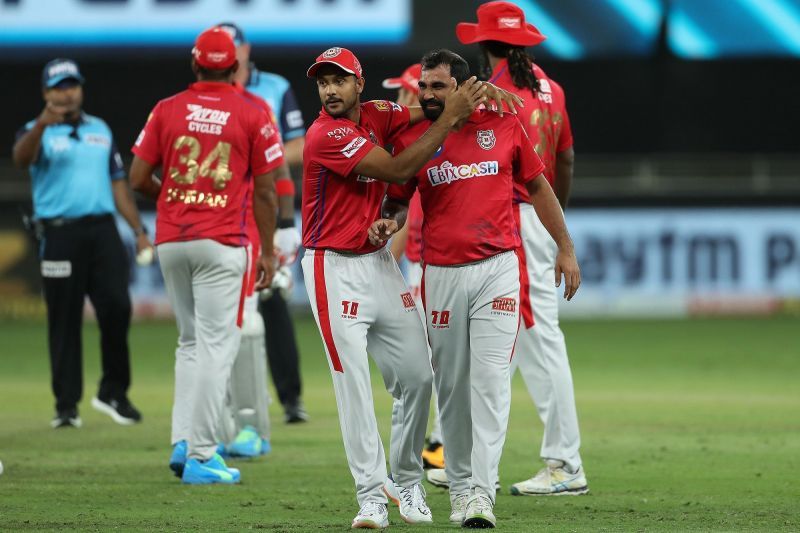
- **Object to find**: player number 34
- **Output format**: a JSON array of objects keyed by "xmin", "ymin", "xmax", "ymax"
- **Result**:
[{"xmin": 168, "ymin": 135, "xmax": 233, "ymax": 190}]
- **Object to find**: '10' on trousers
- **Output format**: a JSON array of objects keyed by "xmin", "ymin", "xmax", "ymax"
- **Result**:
[
  {"xmin": 302, "ymin": 248, "xmax": 433, "ymax": 506},
  {"xmin": 424, "ymin": 251, "xmax": 520, "ymax": 502}
]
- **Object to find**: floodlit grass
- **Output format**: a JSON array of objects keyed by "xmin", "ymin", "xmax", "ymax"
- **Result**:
[{"xmin": 0, "ymin": 316, "xmax": 798, "ymax": 531}]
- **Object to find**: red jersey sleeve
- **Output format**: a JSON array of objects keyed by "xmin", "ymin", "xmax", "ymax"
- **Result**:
[
  {"xmin": 553, "ymin": 82, "xmax": 574, "ymax": 153},
  {"xmin": 131, "ymin": 101, "xmax": 164, "ymax": 165},
  {"xmin": 364, "ymin": 100, "xmax": 411, "ymax": 144},
  {"xmin": 250, "ymin": 109, "xmax": 285, "ymax": 176},
  {"xmin": 307, "ymin": 121, "xmax": 377, "ymax": 178},
  {"xmin": 513, "ymin": 117, "xmax": 546, "ymax": 184}
]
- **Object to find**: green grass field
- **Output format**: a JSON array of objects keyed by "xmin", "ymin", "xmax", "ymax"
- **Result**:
[{"xmin": 0, "ymin": 316, "xmax": 798, "ymax": 531}]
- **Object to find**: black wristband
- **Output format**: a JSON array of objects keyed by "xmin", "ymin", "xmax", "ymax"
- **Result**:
[
  {"xmin": 133, "ymin": 226, "xmax": 148, "ymax": 237},
  {"xmin": 277, "ymin": 218, "xmax": 295, "ymax": 229}
]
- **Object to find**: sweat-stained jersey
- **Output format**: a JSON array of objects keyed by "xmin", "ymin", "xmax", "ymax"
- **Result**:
[
  {"xmin": 132, "ymin": 81, "xmax": 284, "ymax": 247},
  {"xmin": 387, "ymin": 110, "xmax": 545, "ymax": 266},
  {"xmin": 488, "ymin": 60, "xmax": 572, "ymax": 203},
  {"xmin": 302, "ymin": 100, "xmax": 410, "ymax": 254}
]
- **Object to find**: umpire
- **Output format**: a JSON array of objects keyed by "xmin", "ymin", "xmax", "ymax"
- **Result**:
[{"xmin": 12, "ymin": 59, "xmax": 149, "ymax": 428}]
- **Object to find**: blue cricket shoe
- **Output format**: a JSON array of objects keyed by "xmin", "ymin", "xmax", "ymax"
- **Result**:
[
  {"xmin": 182, "ymin": 453, "xmax": 241, "ymax": 484},
  {"xmin": 227, "ymin": 425, "xmax": 271, "ymax": 458},
  {"xmin": 169, "ymin": 440, "xmax": 187, "ymax": 478}
]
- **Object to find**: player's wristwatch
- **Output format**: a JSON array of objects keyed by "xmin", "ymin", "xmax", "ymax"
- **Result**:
[
  {"xmin": 133, "ymin": 226, "xmax": 148, "ymax": 237},
  {"xmin": 277, "ymin": 218, "xmax": 295, "ymax": 229}
]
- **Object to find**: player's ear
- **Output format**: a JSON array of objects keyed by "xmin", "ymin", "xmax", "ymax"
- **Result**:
[
  {"xmin": 231, "ymin": 60, "xmax": 240, "ymax": 76},
  {"xmin": 356, "ymin": 76, "xmax": 365, "ymax": 95},
  {"xmin": 191, "ymin": 58, "xmax": 199, "ymax": 76}
]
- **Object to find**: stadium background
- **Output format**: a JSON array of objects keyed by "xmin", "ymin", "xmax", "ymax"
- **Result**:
[{"xmin": 0, "ymin": 1, "xmax": 798, "ymax": 530}]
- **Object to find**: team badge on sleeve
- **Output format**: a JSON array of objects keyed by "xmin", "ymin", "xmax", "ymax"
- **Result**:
[{"xmin": 477, "ymin": 129, "xmax": 496, "ymax": 150}]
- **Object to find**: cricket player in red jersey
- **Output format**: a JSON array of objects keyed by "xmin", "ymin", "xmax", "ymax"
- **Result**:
[
  {"xmin": 129, "ymin": 27, "xmax": 285, "ymax": 484},
  {"xmin": 383, "ymin": 64, "xmax": 446, "ymax": 471},
  {"xmin": 301, "ymin": 46, "xmax": 495, "ymax": 528},
  {"xmin": 372, "ymin": 49, "xmax": 580, "ymax": 528},
  {"xmin": 457, "ymin": 1, "xmax": 588, "ymax": 496}
]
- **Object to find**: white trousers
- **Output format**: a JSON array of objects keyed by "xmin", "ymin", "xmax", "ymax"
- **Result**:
[
  {"xmin": 513, "ymin": 203, "xmax": 583, "ymax": 472},
  {"xmin": 391, "ymin": 261, "xmax": 443, "ymax": 448},
  {"xmin": 302, "ymin": 248, "xmax": 433, "ymax": 506},
  {"xmin": 425, "ymin": 251, "xmax": 520, "ymax": 503},
  {"xmin": 158, "ymin": 239, "xmax": 246, "ymax": 461},
  {"xmin": 220, "ymin": 293, "xmax": 271, "ymax": 444}
]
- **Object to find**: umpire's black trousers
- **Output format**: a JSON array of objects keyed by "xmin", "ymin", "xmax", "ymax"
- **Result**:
[
  {"xmin": 259, "ymin": 292, "xmax": 302, "ymax": 408},
  {"xmin": 40, "ymin": 214, "xmax": 132, "ymax": 412}
]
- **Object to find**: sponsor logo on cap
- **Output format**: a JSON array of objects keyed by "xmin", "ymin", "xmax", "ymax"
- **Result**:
[
  {"xmin": 498, "ymin": 16, "xmax": 521, "ymax": 29},
  {"xmin": 206, "ymin": 51, "xmax": 230, "ymax": 64},
  {"xmin": 322, "ymin": 47, "xmax": 342, "ymax": 58},
  {"xmin": 48, "ymin": 62, "xmax": 79, "ymax": 78}
]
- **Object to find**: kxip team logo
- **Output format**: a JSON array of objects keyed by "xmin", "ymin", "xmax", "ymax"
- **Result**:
[
  {"xmin": 400, "ymin": 292, "xmax": 416, "ymax": 312},
  {"xmin": 477, "ymin": 129, "xmax": 496, "ymax": 150},
  {"xmin": 322, "ymin": 47, "xmax": 342, "ymax": 58}
]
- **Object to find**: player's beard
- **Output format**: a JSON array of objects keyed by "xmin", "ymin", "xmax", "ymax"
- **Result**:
[
  {"xmin": 421, "ymin": 98, "xmax": 444, "ymax": 121},
  {"xmin": 324, "ymin": 94, "xmax": 355, "ymax": 118}
]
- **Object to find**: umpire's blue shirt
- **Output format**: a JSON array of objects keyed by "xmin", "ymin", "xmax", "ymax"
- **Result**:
[
  {"xmin": 17, "ymin": 113, "xmax": 125, "ymax": 220},
  {"xmin": 246, "ymin": 66, "xmax": 306, "ymax": 141}
]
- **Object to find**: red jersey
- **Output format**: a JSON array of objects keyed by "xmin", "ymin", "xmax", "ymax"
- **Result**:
[
  {"xmin": 404, "ymin": 191, "xmax": 423, "ymax": 263},
  {"xmin": 132, "ymin": 81, "xmax": 284, "ymax": 246},
  {"xmin": 302, "ymin": 100, "xmax": 410, "ymax": 253},
  {"xmin": 234, "ymin": 84, "xmax": 283, "ymax": 252},
  {"xmin": 489, "ymin": 60, "xmax": 573, "ymax": 202},
  {"xmin": 387, "ymin": 111, "xmax": 545, "ymax": 266}
]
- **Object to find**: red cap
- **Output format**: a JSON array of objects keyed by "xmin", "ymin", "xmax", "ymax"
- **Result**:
[
  {"xmin": 307, "ymin": 47, "xmax": 363, "ymax": 78},
  {"xmin": 382, "ymin": 63, "xmax": 422, "ymax": 95},
  {"xmin": 192, "ymin": 27, "xmax": 237, "ymax": 70},
  {"xmin": 456, "ymin": 1, "xmax": 546, "ymax": 47}
]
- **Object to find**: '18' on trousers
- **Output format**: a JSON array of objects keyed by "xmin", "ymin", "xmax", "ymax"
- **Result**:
[
  {"xmin": 424, "ymin": 251, "xmax": 520, "ymax": 503},
  {"xmin": 302, "ymin": 248, "xmax": 432, "ymax": 506},
  {"xmin": 158, "ymin": 239, "xmax": 246, "ymax": 461}
]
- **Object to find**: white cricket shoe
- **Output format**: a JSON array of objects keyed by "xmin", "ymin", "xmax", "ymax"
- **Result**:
[
  {"xmin": 352, "ymin": 501, "xmax": 389, "ymax": 529},
  {"xmin": 426, "ymin": 468, "xmax": 501, "ymax": 491},
  {"xmin": 426, "ymin": 468, "xmax": 449, "ymax": 488},
  {"xmin": 449, "ymin": 492, "xmax": 470, "ymax": 523},
  {"xmin": 510, "ymin": 464, "xmax": 589, "ymax": 496},
  {"xmin": 382, "ymin": 477, "xmax": 399, "ymax": 505},
  {"xmin": 463, "ymin": 490, "xmax": 496, "ymax": 528},
  {"xmin": 396, "ymin": 483, "xmax": 432, "ymax": 524}
]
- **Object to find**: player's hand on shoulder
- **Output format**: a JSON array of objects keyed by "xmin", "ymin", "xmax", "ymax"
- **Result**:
[
  {"xmin": 482, "ymin": 83, "xmax": 524, "ymax": 116},
  {"xmin": 555, "ymin": 247, "xmax": 581, "ymax": 301},
  {"xmin": 367, "ymin": 218, "xmax": 399, "ymax": 246}
]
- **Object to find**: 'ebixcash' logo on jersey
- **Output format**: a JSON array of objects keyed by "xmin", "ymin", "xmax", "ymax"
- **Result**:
[
  {"xmin": 185, "ymin": 104, "xmax": 230, "ymax": 135},
  {"xmin": 427, "ymin": 160, "xmax": 499, "ymax": 186}
]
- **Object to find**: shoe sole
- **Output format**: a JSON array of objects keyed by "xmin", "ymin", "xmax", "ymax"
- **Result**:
[
  {"xmin": 91, "ymin": 397, "xmax": 138, "ymax": 426},
  {"xmin": 462, "ymin": 515, "xmax": 496, "ymax": 528},
  {"xmin": 351, "ymin": 519, "xmax": 387, "ymax": 529},
  {"xmin": 51, "ymin": 417, "xmax": 82, "ymax": 429},
  {"xmin": 509, "ymin": 485, "xmax": 590, "ymax": 496}
]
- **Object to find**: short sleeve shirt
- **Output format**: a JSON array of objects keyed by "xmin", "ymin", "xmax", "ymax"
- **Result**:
[
  {"xmin": 17, "ymin": 114, "xmax": 124, "ymax": 219},
  {"xmin": 302, "ymin": 100, "xmax": 410, "ymax": 253},
  {"xmin": 489, "ymin": 60, "xmax": 573, "ymax": 203},
  {"xmin": 131, "ymin": 81, "xmax": 284, "ymax": 246},
  {"xmin": 387, "ymin": 111, "xmax": 545, "ymax": 266}
]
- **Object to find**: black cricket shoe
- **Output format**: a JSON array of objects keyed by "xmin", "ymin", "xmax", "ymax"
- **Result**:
[
  {"xmin": 51, "ymin": 407, "xmax": 82, "ymax": 429},
  {"xmin": 284, "ymin": 400, "xmax": 309, "ymax": 424},
  {"xmin": 91, "ymin": 396, "xmax": 142, "ymax": 425}
]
